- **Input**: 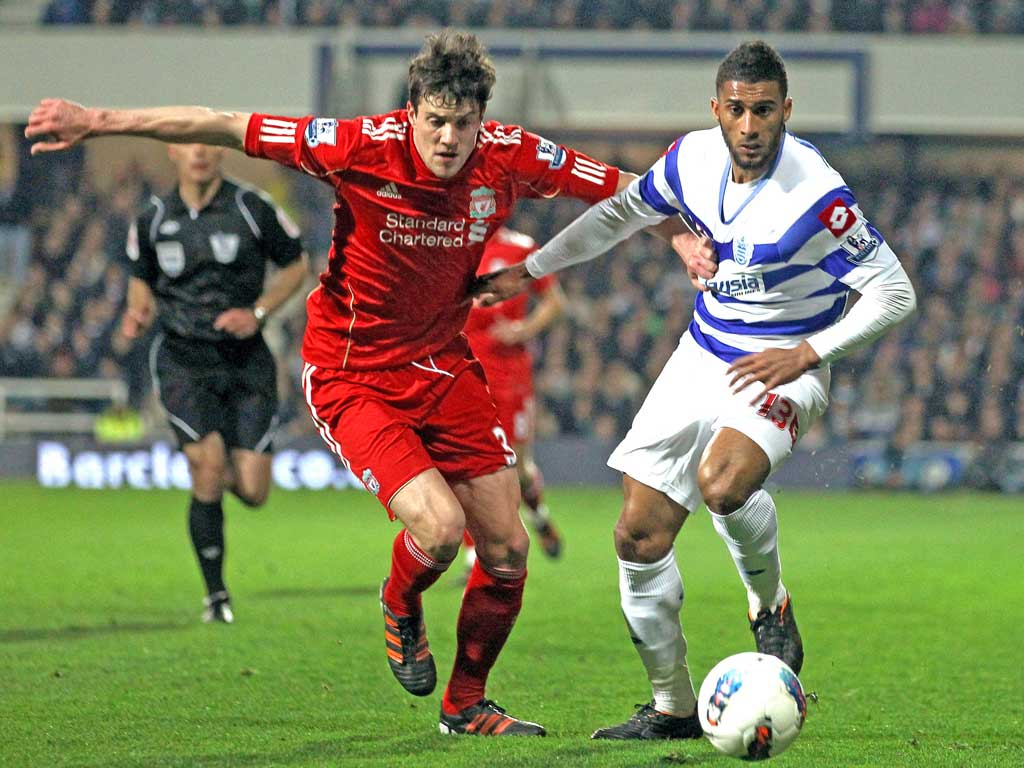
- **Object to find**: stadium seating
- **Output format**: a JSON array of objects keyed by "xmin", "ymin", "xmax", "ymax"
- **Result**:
[{"xmin": 37, "ymin": 0, "xmax": 1024, "ymax": 35}]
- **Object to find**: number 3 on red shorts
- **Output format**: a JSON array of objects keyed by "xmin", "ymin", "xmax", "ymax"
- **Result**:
[{"xmin": 492, "ymin": 426, "xmax": 517, "ymax": 465}]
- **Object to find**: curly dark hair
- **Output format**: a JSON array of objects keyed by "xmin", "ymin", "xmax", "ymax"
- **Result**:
[
  {"xmin": 716, "ymin": 40, "xmax": 788, "ymax": 99},
  {"xmin": 407, "ymin": 30, "xmax": 497, "ymax": 112}
]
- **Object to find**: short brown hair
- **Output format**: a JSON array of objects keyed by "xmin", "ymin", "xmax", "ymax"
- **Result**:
[
  {"xmin": 408, "ymin": 30, "xmax": 496, "ymax": 112},
  {"xmin": 716, "ymin": 40, "xmax": 788, "ymax": 100}
]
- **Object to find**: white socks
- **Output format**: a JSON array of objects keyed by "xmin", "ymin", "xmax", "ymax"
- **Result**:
[
  {"xmin": 710, "ymin": 489, "xmax": 787, "ymax": 615},
  {"xmin": 618, "ymin": 549, "xmax": 697, "ymax": 716}
]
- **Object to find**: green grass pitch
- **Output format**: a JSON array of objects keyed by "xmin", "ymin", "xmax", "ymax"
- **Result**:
[{"xmin": 1, "ymin": 481, "xmax": 1021, "ymax": 767}]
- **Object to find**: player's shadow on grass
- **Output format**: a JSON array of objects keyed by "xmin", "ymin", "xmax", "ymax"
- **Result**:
[
  {"xmin": 251, "ymin": 585, "xmax": 379, "ymax": 600},
  {"xmin": 0, "ymin": 620, "xmax": 190, "ymax": 644}
]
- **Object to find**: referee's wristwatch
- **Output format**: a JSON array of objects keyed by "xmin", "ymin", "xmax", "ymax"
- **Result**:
[{"xmin": 253, "ymin": 304, "xmax": 269, "ymax": 326}]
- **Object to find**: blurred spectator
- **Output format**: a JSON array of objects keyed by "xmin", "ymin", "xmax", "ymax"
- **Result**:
[
  {"xmin": 909, "ymin": 0, "xmax": 952, "ymax": 31},
  {"xmin": 0, "ymin": 125, "xmax": 19, "ymax": 222},
  {"xmin": 42, "ymin": 0, "xmax": 90, "ymax": 24}
]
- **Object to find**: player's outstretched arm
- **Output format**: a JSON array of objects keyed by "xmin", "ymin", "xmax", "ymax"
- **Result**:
[
  {"xmin": 25, "ymin": 99, "xmax": 250, "ymax": 154},
  {"xmin": 527, "ymin": 178, "xmax": 666, "ymax": 280}
]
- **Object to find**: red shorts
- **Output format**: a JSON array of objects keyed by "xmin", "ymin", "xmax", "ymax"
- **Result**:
[
  {"xmin": 477, "ymin": 357, "xmax": 534, "ymax": 445},
  {"xmin": 489, "ymin": 380, "xmax": 534, "ymax": 445},
  {"xmin": 302, "ymin": 337, "xmax": 516, "ymax": 516}
]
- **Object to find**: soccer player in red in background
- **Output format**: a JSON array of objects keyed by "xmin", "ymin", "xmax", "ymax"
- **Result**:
[
  {"xmin": 462, "ymin": 226, "xmax": 566, "ymax": 571},
  {"xmin": 25, "ymin": 32, "xmax": 669, "ymax": 735}
]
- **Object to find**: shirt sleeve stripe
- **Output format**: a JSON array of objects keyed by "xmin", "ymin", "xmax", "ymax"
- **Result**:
[
  {"xmin": 662, "ymin": 138, "xmax": 688, "ymax": 213},
  {"xmin": 639, "ymin": 170, "xmax": 678, "ymax": 216},
  {"xmin": 571, "ymin": 167, "xmax": 606, "ymax": 185}
]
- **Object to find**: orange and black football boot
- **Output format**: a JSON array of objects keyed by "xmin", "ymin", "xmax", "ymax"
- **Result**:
[
  {"xmin": 380, "ymin": 578, "xmax": 436, "ymax": 696},
  {"xmin": 439, "ymin": 699, "xmax": 546, "ymax": 736}
]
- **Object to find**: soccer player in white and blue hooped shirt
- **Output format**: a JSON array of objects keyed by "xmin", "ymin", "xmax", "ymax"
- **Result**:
[{"xmin": 475, "ymin": 40, "xmax": 916, "ymax": 740}]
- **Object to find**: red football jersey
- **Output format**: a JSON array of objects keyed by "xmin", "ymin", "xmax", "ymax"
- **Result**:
[
  {"xmin": 463, "ymin": 227, "xmax": 557, "ymax": 380},
  {"xmin": 245, "ymin": 111, "xmax": 618, "ymax": 370}
]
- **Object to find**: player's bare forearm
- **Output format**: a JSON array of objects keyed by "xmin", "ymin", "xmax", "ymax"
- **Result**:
[
  {"xmin": 646, "ymin": 216, "xmax": 687, "ymax": 243},
  {"xmin": 615, "ymin": 171, "xmax": 639, "ymax": 194},
  {"xmin": 727, "ymin": 342, "xmax": 821, "ymax": 404},
  {"xmin": 25, "ymin": 99, "xmax": 249, "ymax": 154}
]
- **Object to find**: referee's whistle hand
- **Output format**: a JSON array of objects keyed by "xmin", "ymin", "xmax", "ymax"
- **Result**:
[{"xmin": 214, "ymin": 308, "xmax": 260, "ymax": 339}]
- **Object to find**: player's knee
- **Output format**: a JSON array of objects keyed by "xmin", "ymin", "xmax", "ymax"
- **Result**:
[
  {"xmin": 233, "ymin": 485, "xmax": 269, "ymax": 508},
  {"xmin": 613, "ymin": 513, "xmax": 673, "ymax": 563},
  {"xmin": 475, "ymin": 524, "xmax": 530, "ymax": 570},
  {"xmin": 698, "ymin": 468, "xmax": 751, "ymax": 515},
  {"xmin": 417, "ymin": 520, "xmax": 464, "ymax": 564}
]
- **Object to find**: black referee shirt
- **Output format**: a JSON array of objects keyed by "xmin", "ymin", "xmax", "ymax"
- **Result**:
[{"xmin": 126, "ymin": 177, "xmax": 304, "ymax": 342}]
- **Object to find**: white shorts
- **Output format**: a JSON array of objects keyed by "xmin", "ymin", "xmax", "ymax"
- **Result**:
[{"xmin": 608, "ymin": 332, "xmax": 831, "ymax": 513}]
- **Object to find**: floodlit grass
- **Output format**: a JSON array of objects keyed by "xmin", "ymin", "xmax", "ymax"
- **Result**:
[{"xmin": 1, "ymin": 482, "xmax": 1021, "ymax": 767}]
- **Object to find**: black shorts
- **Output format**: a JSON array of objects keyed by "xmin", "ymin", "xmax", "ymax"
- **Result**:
[{"xmin": 149, "ymin": 332, "xmax": 279, "ymax": 452}]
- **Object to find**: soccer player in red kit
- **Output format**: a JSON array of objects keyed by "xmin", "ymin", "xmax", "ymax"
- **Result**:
[
  {"xmin": 26, "ymin": 32, "xmax": 637, "ymax": 735},
  {"xmin": 463, "ymin": 227, "xmax": 566, "ymax": 567}
]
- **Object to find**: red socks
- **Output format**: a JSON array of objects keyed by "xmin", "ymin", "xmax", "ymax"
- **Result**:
[
  {"xmin": 442, "ymin": 562, "xmax": 526, "ymax": 714},
  {"xmin": 382, "ymin": 529, "xmax": 450, "ymax": 617}
]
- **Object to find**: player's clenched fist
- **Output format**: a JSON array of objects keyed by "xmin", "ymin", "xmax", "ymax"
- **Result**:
[
  {"xmin": 24, "ymin": 98, "xmax": 94, "ymax": 155},
  {"xmin": 470, "ymin": 262, "xmax": 534, "ymax": 307},
  {"xmin": 672, "ymin": 233, "xmax": 717, "ymax": 291}
]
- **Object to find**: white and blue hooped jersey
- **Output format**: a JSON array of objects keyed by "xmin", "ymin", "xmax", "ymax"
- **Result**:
[{"xmin": 639, "ymin": 128, "xmax": 903, "ymax": 362}]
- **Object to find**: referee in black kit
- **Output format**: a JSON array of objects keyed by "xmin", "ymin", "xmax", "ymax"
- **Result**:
[{"xmin": 125, "ymin": 142, "xmax": 308, "ymax": 624}]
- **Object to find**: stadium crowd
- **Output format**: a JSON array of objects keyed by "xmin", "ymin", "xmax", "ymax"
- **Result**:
[
  {"xmin": 37, "ymin": 0, "xmax": 1024, "ymax": 35},
  {"xmin": 2, "ymin": 124, "xmax": 1024, "ymax": 478}
]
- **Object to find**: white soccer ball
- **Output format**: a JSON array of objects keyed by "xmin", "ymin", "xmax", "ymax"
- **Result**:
[{"xmin": 697, "ymin": 652, "xmax": 807, "ymax": 761}]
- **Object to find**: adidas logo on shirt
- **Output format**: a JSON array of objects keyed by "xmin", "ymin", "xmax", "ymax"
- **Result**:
[{"xmin": 376, "ymin": 182, "xmax": 402, "ymax": 199}]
